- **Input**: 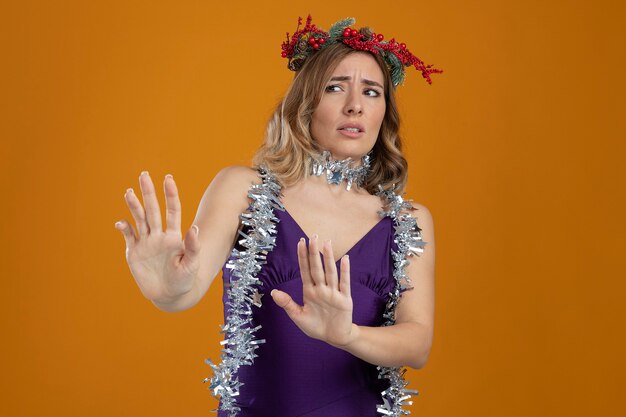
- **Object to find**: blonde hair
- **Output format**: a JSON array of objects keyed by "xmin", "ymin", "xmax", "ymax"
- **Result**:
[{"xmin": 252, "ymin": 42, "xmax": 408, "ymax": 194}]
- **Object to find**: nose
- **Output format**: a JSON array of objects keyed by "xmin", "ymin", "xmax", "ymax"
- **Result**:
[{"xmin": 343, "ymin": 90, "xmax": 363, "ymax": 116}]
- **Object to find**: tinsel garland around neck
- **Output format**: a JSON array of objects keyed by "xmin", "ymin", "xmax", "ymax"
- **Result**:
[
  {"xmin": 204, "ymin": 166, "xmax": 428, "ymax": 417},
  {"xmin": 310, "ymin": 150, "xmax": 371, "ymax": 191}
]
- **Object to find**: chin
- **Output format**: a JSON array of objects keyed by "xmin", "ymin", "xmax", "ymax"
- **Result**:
[
  {"xmin": 327, "ymin": 143, "xmax": 375, "ymax": 160},
  {"xmin": 327, "ymin": 149, "xmax": 372, "ymax": 162}
]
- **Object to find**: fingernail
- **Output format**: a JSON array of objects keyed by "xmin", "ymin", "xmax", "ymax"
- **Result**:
[
  {"xmin": 165, "ymin": 174, "xmax": 173, "ymax": 180},
  {"xmin": 192, "ymin": 224, "xmax": 199, "ymax": 238},
  {"xmin": 270, "ymin": 289, "xmax": 277, "ymax": 297},
  {"xmin": 126, "ymin": 188, "xmax": 134, "ymax": 194},
  {"xmin": 140, "ymin": 171, "xmax": 149, "ymax": 176},
  {"xmin": 114, "ymin": 221, "xmax": 124, "ymax": 229},
  {"xmin": 299, "ymin": 237, "xmax": 305, "ymax": 242}
]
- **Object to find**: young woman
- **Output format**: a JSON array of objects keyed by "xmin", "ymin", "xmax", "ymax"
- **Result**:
[{"xmin": 115, "ymin": 16, "xmax": 440, "ymax": 417}]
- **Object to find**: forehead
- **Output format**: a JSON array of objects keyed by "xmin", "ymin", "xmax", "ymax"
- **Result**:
[{"xmin": 331, "ymin": 52, "xmax": 384, "ymax": 83}]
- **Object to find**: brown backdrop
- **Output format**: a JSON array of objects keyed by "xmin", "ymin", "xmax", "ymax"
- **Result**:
[{"xmin": 1, "ymin": 1, "xmax": 624, "ymax": 416}]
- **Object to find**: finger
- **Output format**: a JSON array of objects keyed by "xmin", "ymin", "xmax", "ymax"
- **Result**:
[
  {"xmin": 163, "ymin": 174, "xmax": 182, "ymax": 235},
  {"xmin": 180, "ymin": 224, "xmax": 201, "ymax": 272},
  {"xmin": 323, "ymin": 240, "xmax": 338, "ymax": 291},
  {"xmin": 114, "ymin": 219, "xmax": 137, "ymax": 249},
  {"xmin": 138, "ymin": 171, "xmax": 163, "ymax": 234},
  {"xmin": 183, "ymin": 225, "xmax": 201, "ymax": 257},
  {"xmin": 124, "ymin": 187, "xmax": 150, "ymax": 237},
  {"xmin": 296, "ymin": 237, "xmax": 314, "ymax": 287},
  {"xmin": 271, "ymin": 289, "xmax": 303, "ymax": 322},
  {"xmin": 308, "ymin": 234, "xmax": 324, "ymax": 286},
  {"xmin": 339, "ymin": 255, "xmax": 351, "ymax": 295}
]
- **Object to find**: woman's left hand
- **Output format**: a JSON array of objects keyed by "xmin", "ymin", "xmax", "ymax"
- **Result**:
[{"xmin": 271, "ymin": 235, "xmax": 356, "ymax": 347}]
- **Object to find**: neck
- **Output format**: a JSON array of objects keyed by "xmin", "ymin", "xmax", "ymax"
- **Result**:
[{"xmin": 309, "ymin": 150, "xmax": 371, "ymax": 191}]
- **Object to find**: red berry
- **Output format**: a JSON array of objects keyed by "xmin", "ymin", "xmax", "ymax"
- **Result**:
[
  {"xmin": 400, "ymin": 43, "xmax": 406, "ymax": 49},
  {"xmin": 281, "ymin": 52, "xmax": 287, "ymax": 57},
  {"xmin": 313, "ymin": 44, "xmax": 320, "ymax": 49},
  {"xmin": 351, "ymin": 29, "xmax": 358, "ymax": 36},
  {"xmin": 309, "ymin": 37, "xmax": 316, "ymax": 45},
  {"xmin": 377, "ymin": 34, "xmax": 384, "ymax": 41},
  {"xmin": 318, "ymin": 38, "xmax": 325, "ymax": 44}
]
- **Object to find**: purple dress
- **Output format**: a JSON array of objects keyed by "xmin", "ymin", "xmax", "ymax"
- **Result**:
[{"xmin": 219, "ymin": 207, "xmax": 397, "ymax": 416}]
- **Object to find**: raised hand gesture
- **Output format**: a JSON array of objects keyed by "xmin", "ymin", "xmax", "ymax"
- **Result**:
[
  {"xmin": 115, "ymin": 171, "xmax": 201, "ymax": 305},
  {"xmin": 271, "ymin": 236, "xmax": 357, "ymax": 348}
]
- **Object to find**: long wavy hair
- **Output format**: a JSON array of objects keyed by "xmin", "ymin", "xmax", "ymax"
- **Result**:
[{"xmin": 252, "ymin": 41, "xmax": 408, "ymax": 194}]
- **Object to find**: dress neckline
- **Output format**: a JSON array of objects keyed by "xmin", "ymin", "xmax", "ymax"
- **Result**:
[{"xmin": 278, "ymin": 208, "xmax": 389, "ymax": 264}]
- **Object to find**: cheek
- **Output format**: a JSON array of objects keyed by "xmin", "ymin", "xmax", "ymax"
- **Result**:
[
  {"xmin": 310, "ymin": 114, "xmax": 322, "ymax": 136},
  {"xmin": 378, "ymin": 108, "xmax": 386, "ymax": 123},
  {"xmin": 312, "ymin": 109, "xmax": 332, "ymax": 133},
  {"xmin": 310, "ymin": 114, "xmax": 327, "ymax": 141},
  {"xmin": 374, "ymin": 106, "xmax": 386, "ymax": 130}
]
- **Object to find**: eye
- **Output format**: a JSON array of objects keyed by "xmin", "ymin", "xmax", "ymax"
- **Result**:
[
  {"xmin": 364, "ymin": 88, "xmax": 382, "ymax": 97},
  {"xmin": 325, "ymin": 84, "xmax": 342, "ymax": 92}
]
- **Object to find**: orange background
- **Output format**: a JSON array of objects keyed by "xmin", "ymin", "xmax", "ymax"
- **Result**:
[{"xmin": 2, "ymin": 1, "xmax": 625, "ymax": 416}]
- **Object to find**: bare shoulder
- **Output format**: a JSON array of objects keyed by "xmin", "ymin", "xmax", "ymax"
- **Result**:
[
  {"xmin": 209, "ymin": 165, "xmax": 261, "ymax": 192},
  {"xmin": 409, "ymin": 201, "xmax": 433, "ymax": 223},
  {"xmin": 201, "ymin": 165, "xmax": 260, "ymax": 203},
  {"xmin": 194, "ymin": 165, "xmax": 260, "ymax": 228},
  {"xmin": 191, "ymin": 166, "xmax": 261, "ymax": 282},
  {"xmin": 406, "ymin": 201, "xmax": 435, "ymax": 243}
]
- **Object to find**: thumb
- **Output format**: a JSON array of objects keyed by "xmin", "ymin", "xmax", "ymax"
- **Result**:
[
  {"xmin": 182, "ymin": 224, "xmax": 201, "ymax": 256},
  {"xmin": 180, "ymin": 224, "xmax": 201, "ymax": 269},
  {"xmin": 271, "ymin": 289, "xmax": 302, "ymax": 320},
  {"xmin": 115, "ymin": 220, "xmax": 137, "ymax": 249}
]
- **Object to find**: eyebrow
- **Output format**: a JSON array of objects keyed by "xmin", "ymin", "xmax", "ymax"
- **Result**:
[{"xmin": 329, "ymin": 76, "xmax": 384, "ymax": 90}]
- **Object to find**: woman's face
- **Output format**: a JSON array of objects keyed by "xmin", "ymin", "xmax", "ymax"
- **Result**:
[{"xmin": 310, "ymin": 52, "xmax": 386, "ymax": 162}]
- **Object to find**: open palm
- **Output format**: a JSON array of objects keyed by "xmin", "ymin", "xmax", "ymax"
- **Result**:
[
  {"xmin": 271, "ymin": 236, "xmax": 356, "ymax": 347},
  {"xmin": 115, "ymin": 172, "xmax": 201, "ymax": 303}
]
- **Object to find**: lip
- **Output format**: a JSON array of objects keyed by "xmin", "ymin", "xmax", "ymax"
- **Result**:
[
  {"xmin": 338, "ymin": 128, "xmax": 365, "ymax": 139},
  {"xmin": 337, "ymin": 122, "xmax": 365, "ymax": 133}
]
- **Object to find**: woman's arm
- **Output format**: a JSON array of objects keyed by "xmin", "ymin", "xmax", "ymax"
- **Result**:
[
  {"xmin": 335, "ymin": 203, "xmax": 436, "ymax": 369},
  {"xmin": 271, "ymin": 202, "xmax": 435, "ymax": 369},
  {"xmin": 147, "ymin": 166, "xmax": 260, "ymax": 312},
  {"xmin": 161, "ymin": 166, "xmax": 259, "ymax": 309}
]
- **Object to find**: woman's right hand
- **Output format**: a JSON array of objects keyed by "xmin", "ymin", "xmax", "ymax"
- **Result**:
[{"xmin": 115, "ymin": 171, "xmax": 201, "ymax": 304}]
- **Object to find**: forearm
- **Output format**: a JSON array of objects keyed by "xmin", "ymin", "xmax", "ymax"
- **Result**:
[{"xmin": 334, "ymin": 322, "xmax": 432, "ymax": 369}]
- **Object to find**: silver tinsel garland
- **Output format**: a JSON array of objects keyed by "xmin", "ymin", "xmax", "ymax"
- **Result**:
[
  {"xmin": 311, "ymin": 150, "xmax": 371, "ymax": 191},
  {"xmin": 204, "ymin": 167, "xmax": 428, "ymax": 417},
  {"xmin": 375, "ymin": 184, "xmax": 428, "ymax": 416},
  {"xmin": 203, "ymin": 167, "xmax": 284, "ymax": 416}
]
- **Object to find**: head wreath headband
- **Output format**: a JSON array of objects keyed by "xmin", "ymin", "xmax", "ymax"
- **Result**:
[{"xmin": 281, "ymin": 15, "xmax": 443, "ymax": 86}]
